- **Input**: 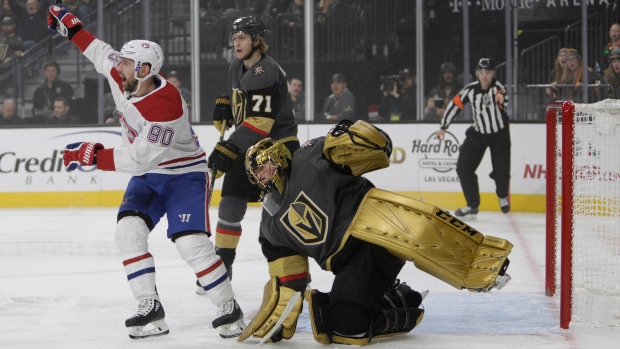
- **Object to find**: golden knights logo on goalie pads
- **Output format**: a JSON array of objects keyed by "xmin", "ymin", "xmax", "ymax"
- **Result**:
[{"xmin": 345, "ymin": 188, "xmax": 513, "ymax": 292}]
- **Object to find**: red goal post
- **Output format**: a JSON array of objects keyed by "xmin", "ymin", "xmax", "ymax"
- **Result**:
[{"xmin": 546, "ymin": 100, "xmax": 620, "ymax": 329}]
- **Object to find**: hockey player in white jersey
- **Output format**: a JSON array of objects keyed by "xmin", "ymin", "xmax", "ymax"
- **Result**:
[{"xmin": 46, "ymin": 5, "xmax": 246, "ymax": 339}]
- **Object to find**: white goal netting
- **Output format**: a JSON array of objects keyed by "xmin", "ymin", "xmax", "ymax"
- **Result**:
[{"xmin": 559, "ymin": 99, "xmax": 620, "ymax": 326}]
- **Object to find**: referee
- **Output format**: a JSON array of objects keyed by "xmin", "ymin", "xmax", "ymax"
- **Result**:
[{"xmin": 435, "ymin": 58, "xmax": 511, "ymax": 220}]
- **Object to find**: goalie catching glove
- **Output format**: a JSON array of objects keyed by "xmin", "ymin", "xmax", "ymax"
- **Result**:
[
  {"xmin": 213, "ymin": 94, "xmax": 234, "ymax": 132},
  {"xmin": 63, "ymin": 142, "xmax": 104, "ymax": 171},
  {"xmin": 208, "ymin": 141, "xmax": 240, "ymax": 179},
  {"xmin": 238, "ymin": 255, "xmax": 309, "ymax": 343},
  {"xmin": 47, "ymin": 5, "xmax": 83, "ymax": 40}
]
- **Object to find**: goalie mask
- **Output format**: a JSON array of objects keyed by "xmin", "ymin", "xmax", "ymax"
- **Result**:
[
  {"xmin": 323, "ymin": 120, "xmax": 393, "ymax": 176},
  {"xmin": 246, "ymin": 137, "xmax": 292, "ymax": 197}
]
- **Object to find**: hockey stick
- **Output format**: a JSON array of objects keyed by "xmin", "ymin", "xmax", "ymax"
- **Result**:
[
  {"xmin": 207, "ymin": 123, "xmax": 227, "ymax": 207},
  {"xmin": 258, "ymin": 291, "xmax": 302, "ymax": 345}
]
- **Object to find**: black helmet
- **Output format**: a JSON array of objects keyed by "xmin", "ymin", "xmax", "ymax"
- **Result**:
[
  {"xmin": 477, "ymin": 58, "xmax": 495, "ymax": 71},
  {"xmin": 230, "ymin": 16, "xmax": 265, "ymax": 39}
]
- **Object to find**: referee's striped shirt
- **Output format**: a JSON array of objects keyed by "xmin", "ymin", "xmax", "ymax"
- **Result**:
[{"xmin": 440, "ymin": 80, "xmax": 508, "ymax": 134}]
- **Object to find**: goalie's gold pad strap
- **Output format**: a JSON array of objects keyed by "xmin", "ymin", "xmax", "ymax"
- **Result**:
[
  {"xmin": 237, "ymin": 277, "xmax": 304, "ymax": 342},
  {"xmin": 332, "ymin": 335, "xmax": 370, "ymax": 346},
  {"xmin": 305, "ymin": 289, "xmax": 332, "ymax": 344},
  {"xmin": 346, "ymin": 188, "xmax": 513, "ymax": 291}
]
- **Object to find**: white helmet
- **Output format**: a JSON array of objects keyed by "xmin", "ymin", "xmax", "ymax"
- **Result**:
[{"xmin": 119, "ymin": 40, "xmax": 164, "ymax": 81}]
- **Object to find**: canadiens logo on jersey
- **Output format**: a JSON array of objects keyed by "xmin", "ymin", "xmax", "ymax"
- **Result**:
[
  {"xmin": 231, "ymin": 88, "xmax": 246, "ymax": 127},
  {"xmin": 253, "ymin": 65, "xmax": 265, "ymax": 76},
  {"xmin": 280, "ymin": 192, "xmax": 328, "ymax": 245}
]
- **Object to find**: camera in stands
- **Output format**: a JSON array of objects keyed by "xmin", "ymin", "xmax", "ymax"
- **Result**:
[{"xmin": 380, "ymin": 75, "xmax": 401, "ymax": 92}]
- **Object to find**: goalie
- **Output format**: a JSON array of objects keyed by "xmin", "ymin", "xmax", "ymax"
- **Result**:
[{"xmin": 238, "ymin": 120, "xmax": 513, "ymax": 345}]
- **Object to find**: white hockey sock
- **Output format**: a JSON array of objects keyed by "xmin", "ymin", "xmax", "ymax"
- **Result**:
[
  {"xmin": 175, "ymin": 234, "xmax": 234, "ymax": 305},
  {"xmin": 115, "ymin": 216, "xmax": 157, "ymax": 300}
]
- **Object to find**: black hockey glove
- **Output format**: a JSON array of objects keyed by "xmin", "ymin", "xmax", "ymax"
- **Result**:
[
  {"xmin": 208, "ymin": 141, "xmax": 240, "ymax": 178},
  {"xmin": 213, "ymin": 94, "xmax": 234, "ymax": 131}
]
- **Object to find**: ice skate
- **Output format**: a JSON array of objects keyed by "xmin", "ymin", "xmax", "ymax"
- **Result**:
[
  {"xmin": 212, "ymin": 299, "xmax": 246, "ymax": 338},
  {"xmin": 125, "ymin": 298, "xmax": 169, "ymax": 339},
  {"xmin": 499, "ymin": 197, "xmax": 510, "ymax": 213},
  {"xmin": 454, "ymin": 206, "xmax": 479, "ymax": 220}
]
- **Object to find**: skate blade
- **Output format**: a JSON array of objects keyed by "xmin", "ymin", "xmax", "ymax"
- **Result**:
[
  {"xmin": 420, "ymin": 290, "xmax": 429, "ymax": 301},
  {"xmin": 217, "ymin": 318, "xmax": 247, "ymax": 338},
  {"xmin": 128, "ymin": 319, "xmax": 170, "ymax": 339},
  {"xmin": 492, "ymin": 273, "xmax": 512, "ymax": 291},
  {"xmin": 460, "ymin": 214, "xmax": 477, "ymax": 221}
]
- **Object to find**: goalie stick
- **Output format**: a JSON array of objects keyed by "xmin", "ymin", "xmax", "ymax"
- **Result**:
[{"xmin": 258, "ymin": 291, "xmax": 301, "ymax": 345}]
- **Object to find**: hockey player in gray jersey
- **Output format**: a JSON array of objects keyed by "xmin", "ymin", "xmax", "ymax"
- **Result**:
[
  {"xmin": 237, "ymin": 120, "xmax": 513, "ymax": 345},
  {"xmin": 207, "ymin": 16, "xmax": 299, "ymax": 282}
]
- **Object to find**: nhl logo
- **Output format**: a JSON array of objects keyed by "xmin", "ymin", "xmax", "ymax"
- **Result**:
[{"xmin": 142, "ymin": 43, "xmax": 150, "ymax": 48}]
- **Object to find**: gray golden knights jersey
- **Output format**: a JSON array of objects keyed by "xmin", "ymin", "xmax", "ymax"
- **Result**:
[
  {"xmin": 259, "ymin": 137, "xmax": 374, "ymax": 271},
  {"xmin": 227, "ymin": 53, "xmax": 298, "ymax": 152}
]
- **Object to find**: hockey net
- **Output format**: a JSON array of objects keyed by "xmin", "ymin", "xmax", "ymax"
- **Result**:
[{"xmin": 546, "ymin": 100, "xmax": 620, "ymax": 329}]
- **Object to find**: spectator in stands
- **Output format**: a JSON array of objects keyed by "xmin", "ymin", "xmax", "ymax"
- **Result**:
[
  {"xmin": 64, "ymin": 0, "xmax": 93, "ymax": 23},
  {"xmin": 546, "ymin": 47, "xmax": 568, "ymax": 103},
  {"xmin": 322, "ymin": 73, "xmax": 356, "ymax": 121},
  {"xmin": 435, "ymin": 62, "xmax": 461, "ymax": 101},
  {"xmin": 603, "ymin": 47, "xmax": 620, "ymax": 99},
  {"xmin": 0, "ymin": 15, "xmax": 22, "ymax": 57},
  {"xmin": 289, "ymin": 76, "xmax": 305, "ymax": 122},
  {"xmin": 424, "ymin": 89, "xmax": 446, "ymax": 121},
  {"xmin": 45, "ymin": 97, "xmax": 81, "ymax": 124},
  {"xmin": 0, "ymin": 0, "xmax": 16, "ymax": 23},
  {"xmin": 0, "ymin": 97, "xmax": 24, "ymax": 125},
  {"xmin": 285, "ymin": 0, "xmax": 304, "ymax": 28},
  {"xmin": 259, "ymin": 0, "xmax": 288, "ymax": 17},
  {"xmin": 377, "ymin": 67, "xmax": 416, "ymax": 122},
  {"xmin": 167, "ymin": 70, "xmax": 191, "ymax": 112},
  {"xmin": 8, "ymin": 0, "xmax": 50, "ymax": 51},
  {"xmin": 561, "ymin": 49, "xmax": 603, "ymax": 103},
  {"xmin": 222, "ymin": 0, "xmax": 253, "ymax": 18},
  {"xmin": 316, "ymin": 0, "xmax": 335, "ymax": 25},
  {"xmin": 603, "ymin": 23, "xmax": 620, "ymax": 69},
  {"xmin": 0, "ymin": 15, "xmax": 23, "ymax": 96},
  {"xmin": 32, "ymin": 60, "xmax": 75, "ymax": 119}
]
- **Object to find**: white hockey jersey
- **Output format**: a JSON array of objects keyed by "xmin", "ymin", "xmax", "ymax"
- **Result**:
[{"xmin": 72, "ymin": 30, "xmax": 208, "ymax": 176}]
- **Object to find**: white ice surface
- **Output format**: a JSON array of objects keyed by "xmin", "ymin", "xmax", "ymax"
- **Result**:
[{"xmin": 1, "ymin": 207, "xmax": 619, "ymax": 349}]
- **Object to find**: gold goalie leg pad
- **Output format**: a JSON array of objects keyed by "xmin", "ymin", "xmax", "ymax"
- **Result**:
[
  {"xmin": 305, "ymin": 289, "xmax": 333, "ymax": 344},
  {"xmin": 346, "ymin": 188, "xmax": 513, "ymax": 292}
]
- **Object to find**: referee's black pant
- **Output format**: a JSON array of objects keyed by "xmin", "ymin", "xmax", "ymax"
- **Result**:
[{"xmin": 456, "ymin": 126, "xmax": 511, "ymax": 208}]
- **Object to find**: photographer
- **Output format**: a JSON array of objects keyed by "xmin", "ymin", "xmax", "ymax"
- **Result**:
[
  {"xmin": 376, "ymin": 67, "xmax": 416, "ymax": 122},
  {"xmin": 423, "ymin": 87, "xmax": 446, "ymax": 121}
]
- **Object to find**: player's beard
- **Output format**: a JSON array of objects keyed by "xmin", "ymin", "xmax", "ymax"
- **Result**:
[
  {"xmin": 124, "ymin": 78, "xmax": 138, "ymax": 93},
  {"xmin": 240, "ymin": 45, "xmax": 255, "ymax": 61}
]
